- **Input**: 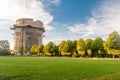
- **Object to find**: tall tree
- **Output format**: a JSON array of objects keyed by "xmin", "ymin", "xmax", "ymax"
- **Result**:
[
  {"xmin": 58, "ymin": 40, "xmax": 66, "ymax": 56},
  {"xmin": 58, "ymin": 40, "xmax": 73, "ymax": 56},
  {"xmin": 39, "ymin": 44, "xmax": 44, "ymax": 53},
  {"xmin": 64, "ymin": 40, "xmax": 72, "ymax": 56},
  {"xmin": 91, "ymin": 37, "xmax": 104, "ymax": 57},
  {"xmin": 77, "ymin": 38, "xmax": 86, "ymax": 57},
  {"xmin": 85, "ymin": 38, "xmax": 93, "ymax": 56},
  {"xmin": 43, "ymin": 42, "xmax": 57, "ymax": 56},
  {"xmin": 29, "ymin": 45, "xmax": 36, "ymax": 55},
  {"xmin": 34, "ymin": 44, "xmax": 44, "ymax": 56},
  {"xmin": 0, "ymin": 40, "xmax": 10, "ymax": 55},
  {"xmin": 34, "ymin": 46, "xmax": 40, "ymax": 54},
  {"xmin": 104, "ymin": 31, "xmax": 120, "ymax": 58},
  {"xmin": 71, "ymin": 40, "xmax": 77, "ymax": 56},
  {"xmin": 29, "ymin": 44, "xmax": 44, "ymax": 56},
  {"xmin": 105, "ymin": 31, "xmax": 120, "ymax": 49},
  {"xmin": 0, "ymin": 40, "xmax": 10, "ymax": 50}
]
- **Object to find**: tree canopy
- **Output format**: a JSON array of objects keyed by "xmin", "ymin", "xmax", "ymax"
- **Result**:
[
  {"xmin": 77, "ymin": 38, "xmax": 86, "ymax": 56},
  {"xmin": 0, "ymin": 40, "xmax": 10, "ymax": 55},
  {"xmin": 105, "ymin": 31, "xmax": 120, "ymax": 49},
  {"xmin": 104, "ymin": 31, "xmax": 120, "ymax": 57},
  {"xmin": 85, "ymin": 38, "xmax": 93, "ymax": 56},
  {"xmin": 43, "ymin": 42, "xmax": 57, "ymax": 56},
  {"xmin": 0, "ymin": 40, "xmax": 10, "ymax": 50},
  {"xmin": 28, "ymin": 31, "xmax": 120, "ymax": 58}
]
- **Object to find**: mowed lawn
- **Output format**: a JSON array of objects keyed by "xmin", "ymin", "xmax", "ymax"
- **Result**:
[{"xmin": 0, "ymin": 57, "xmax": 120, "ymax": 80}]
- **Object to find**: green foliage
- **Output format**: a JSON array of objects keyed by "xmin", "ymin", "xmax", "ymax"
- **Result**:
[
  {"xmin": 64, "ymin": 40, "xmax": 72, "ymax": 52},
  {"xmin": 91, "ymin": 37, "xmax": 104, "ymax": 57},
  {"xmin": 87, "ymin": 49, "xmax": 92, "ymax": 56},
  {"xmin": 0, "ymin": 50, "xmax": 10, "ymax": 55},
  {"xmin": 39, "ymin": 44, "xmax": 44, "ymax": 53},
  {"xmin": 58, "ymin": 40, "xmax": 66, "ymax": 55},
  {"xmin": 43, "ymin": 42, "xmax": 57, "ymax": 56},
  {"xmin": 58, "ymin": 40, "xmax": 73, "ymax": 56},
  {"xmin": 107, "ymin": 49, "xmax": 120, "ymax": 55},
  {"xmin": 71, "ymin": 40, "xmax": 78, "ymax": 56},
  {"xmin": 29, "ymin": 45, "xmax": 36, "ymax": 55},
  {"xmin": 20, "ymin": 44, "xmax": 24, "ymax": 56},
  {"xmin": 29, "ymin": 44, "xmax": 44, "ymax": 56},
  {"xmin": 28, "ymin": 31, "xmax": 120, "ymax": 58},
  {"xmin": 104, "ymin": 31, "xmax": 120, "ymax": 57},
  {"xmin": 37, "ymin": 44, "xmax": 44, "ymax": 56},
  {"xmin": 63, "ymin": 40, "xmax": 72, "ymax": 55},
  {"xmin": 85, "ymin": 38, "xmax": 93, "ymax": 49},
  {"xmin": 77, "ymin": 38, "xmax": 86, "ymax": 56},
  {"xmin": 105, "ymin": 31, "xmax": 120, "ymax": 49},
  {"xmin": 0, "ymin": 40, "xmax": 10, "ymax": 55},
  {"xmin": 34, "ymin": 46, "xmax": 40, "ymax": 53},
  {"xmin": 92, "ymin": 37, "xmax": 104, "ymax": 50},
  {"xmin": 0, "ymin": 40, "xmax": 10, "ymax": 50},
  {"xmin": 85, "ymin": 39, "xmax": 93, "ymax": 56}
]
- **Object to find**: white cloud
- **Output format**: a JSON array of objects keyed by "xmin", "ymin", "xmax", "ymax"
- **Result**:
[
  {"xmin": 0, "ymin": 0, "xmax": 61, "ymax": 49},
  {"xmin": 41, "ymin": 0, "xmax": 61, "ymax": 6},
  {"xmin": 43, "ymin": 37, "xmax": 67, "ymax": 45},
  {"xmin": 0, "ymin": 0, "xmax": 54, "ymax": 30},
  {"xmin": 51, "ymin": 0, "xmax": 61, "ymax": 5},
  {"xmin": 68, "ymin": 0, "xmax": 120, "ymax": 39}
]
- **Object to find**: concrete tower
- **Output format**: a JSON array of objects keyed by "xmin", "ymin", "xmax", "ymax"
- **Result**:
[{"xmin": 11, "ymin": 18, "xmax": 45, "ymax": 55}]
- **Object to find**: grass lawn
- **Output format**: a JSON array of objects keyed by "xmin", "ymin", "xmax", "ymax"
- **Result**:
[{"xmin": 0, "ymin": 57, "xmax": 120, "ymax": 80}]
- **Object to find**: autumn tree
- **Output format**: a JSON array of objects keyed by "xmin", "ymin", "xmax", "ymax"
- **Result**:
[
  {"xmin": 39, "ymin": 44, "xmax": 44, "ymax": 53},
  {"xmin": 58, "ymin": 40, "xmax": 73, "ymax": 56},
  {"xmin": 34, "ymin": 46, "xmax": 40, "ymax": 54},
  {"xmin": 29, "ymin": 45, "xmax": 36, "ymax": 55},
  {"xmin": 58, "ymin": 40, "xmax": 66, "ymax": 56},
  {"xmin": 43, "ymin": 42, "xmax": 57, "ymax": 56},
  {"xmin": 104, "ymin": 31, "xmax": 120, "ymax": 58},
  {"xmin": 77, "ymin": 38, "xmax": 86, "ymax": 57},
  {"xmin": 85, "ymin": 38, "xmax": 93, "ymax": 56},
  {"xmin": 29, "ymin": 44, "xmax": 44, "ymax": 56}
]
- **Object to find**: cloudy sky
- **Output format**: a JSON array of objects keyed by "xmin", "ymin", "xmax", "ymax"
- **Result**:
[{"xmin": 0, "ymin": 0, "xmax": 120, "ymax": 49}]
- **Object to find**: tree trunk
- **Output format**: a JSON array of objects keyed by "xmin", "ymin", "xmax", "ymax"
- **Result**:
[{"xmin": 113, "ymin": 55, "xmax": 115, "ymax": 60}]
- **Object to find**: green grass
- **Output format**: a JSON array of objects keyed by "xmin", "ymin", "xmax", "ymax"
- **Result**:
[{"xmin": 0, "ymin": 57, "xmax": 120, "ymax": 80}]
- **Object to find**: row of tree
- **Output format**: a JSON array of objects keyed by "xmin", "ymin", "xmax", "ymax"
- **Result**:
[{"xmin": 29, "ymin": 31, "xmax": 120, "ymax": 58}]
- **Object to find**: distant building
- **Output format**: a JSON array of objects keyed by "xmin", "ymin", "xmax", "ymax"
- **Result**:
[{"xmin": 11, "ymin": 18, "xmax": 45, "ymax": 55}]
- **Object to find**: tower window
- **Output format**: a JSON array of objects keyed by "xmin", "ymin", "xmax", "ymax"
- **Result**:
[{"xmin": 28, "ymin": 37, "xmax": 31, "ymax": 40}]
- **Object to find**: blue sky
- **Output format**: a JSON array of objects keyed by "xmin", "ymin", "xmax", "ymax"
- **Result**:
[
  {"xmin": 51, "ymin": 0, "xmax": 99, "ymax": 23},
  {"xmin": 43, "ymin": 0, "xmax": 102, "ymax": 43},
  {"xmin": 0, "ymin": 0, "xmax": 120, "ymax": 49}
]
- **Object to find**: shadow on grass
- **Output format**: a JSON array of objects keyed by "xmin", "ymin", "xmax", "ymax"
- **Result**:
[{"xmin": 0, "ymin": 75, "xmax": 33, "ymax": 80}]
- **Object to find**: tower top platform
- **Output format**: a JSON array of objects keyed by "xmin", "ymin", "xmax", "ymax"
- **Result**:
[{"xmin": 14, "ymin": 18, "xmax": 44, "ymax": 29}]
